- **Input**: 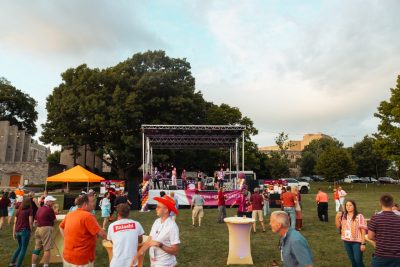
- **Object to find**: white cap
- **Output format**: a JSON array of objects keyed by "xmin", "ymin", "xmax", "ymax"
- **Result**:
[
  {"xmin": 115, "ymin": 188, "xmax": 121, "ymax": 191},
  {"xmin": 44, "ymin": 196, "xmax": 57, "ymax": 202},
  {"xmin": 88, "ymin": 189, "xmax": 95, "ymax": 194}
]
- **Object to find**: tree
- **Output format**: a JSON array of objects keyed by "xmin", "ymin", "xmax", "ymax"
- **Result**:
[
  {"xmin": 299, "ymin": 151, "xmax": 316, "ymax": 176},
  {"xmin": 0, "ymin": 77, "xmax": 38, "ymax": 135},
  {"xmin": 265, "ymin": 151, "xmax": 290, "ymax": 178},
  {"xmin": 41, "ymin": 51, "xmax": 259, "ymax": 179},
  {"xmin": 299, "ymin": 138, "xmax": 343, "ymax": 175},
  {"xmin": 350, "ymin": 136, "xmax": 389, "ymax": 177},
  {"xmin": 315, "ymin": 145, "xmax": 356, "ymax": 182},
  {"xmin": 374, "ymin": 75, "xmax": 400, "ymax": 169},
  {"xmin": 47, "ymin": 151, "xmax": 61, "ymax": 164}
]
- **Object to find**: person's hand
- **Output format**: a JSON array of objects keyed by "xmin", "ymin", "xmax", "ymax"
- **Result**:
[
  {"xmin": 149, "ymin": 240, "xmax": 161, "ymax": 247},
  {"xmin": 131, "ymin": 255, "xmax": 139, "ymax": 267},
  {"xmin": 360, "ymin": 244, "xmax": 366, "ymax": 252}
]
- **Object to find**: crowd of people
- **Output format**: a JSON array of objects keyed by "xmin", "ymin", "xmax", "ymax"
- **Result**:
[{"xmin": 0, "ymin": 181, "xmax": 399, "ymax": 267}]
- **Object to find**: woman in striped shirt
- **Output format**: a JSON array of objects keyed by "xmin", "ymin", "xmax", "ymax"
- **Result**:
[{"xmin": 335, "ymin": 200, "xmax": 367, "ymax": 267}]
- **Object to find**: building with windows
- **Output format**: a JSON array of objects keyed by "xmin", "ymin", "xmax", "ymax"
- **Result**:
[
  {"xmin": 0, "ymin": 121, "xmax": 51, "ymax": 187},
  {"xmin": 259, "ymin": 133, "xmax": 332, "ymax": 177}
]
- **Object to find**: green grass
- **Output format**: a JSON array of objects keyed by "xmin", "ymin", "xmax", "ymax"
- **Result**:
[{"xmin": 0, "ymin": 183, "xmax": 399, "ymax": 267}]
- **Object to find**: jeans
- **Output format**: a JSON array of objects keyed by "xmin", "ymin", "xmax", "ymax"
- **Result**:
[
  {"xmin": 217, "ymin": 205, "xmax": 226, "ymax": 223},
  {"xmin": 11, "ymin": 229, "xmax": 31, "ymax": 267},
  {"xmin": 335, "ymin": 200, "xmax": 341, "ymax": 212},
  {"xmin": 283, "ymin": 207, "xmax": 296, "ymax": 229},
  {"xmin": 343, "ymin": 241, "xmax": 365, "ymax": 267},
  {"xmin": 263, "ymin": 200, "xmax": 270, "ymax": 216},
  {"xmin": 372, "ymin": 255, "xmax": 400, "ymax": 267}
]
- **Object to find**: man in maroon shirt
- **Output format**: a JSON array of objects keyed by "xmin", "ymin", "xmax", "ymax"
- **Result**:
[
  {"xmin": 31, "ymin": 195, "xmax": 57, "ymax": 267},
  {"xmin": 217, "ymin": 187, "xmax": 226, "ymax": 223},
  {"xmin": 368, "ymin": 194, "xmax": 400, "ymax": 267},
  {"xmin": 250, "ymin": 188, "xmax": 265, "ymax": 232}
]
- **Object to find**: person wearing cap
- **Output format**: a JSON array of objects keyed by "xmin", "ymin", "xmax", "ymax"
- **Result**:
[
  {"xmin": 133, "ymin": 195, "xmax": 180, "ymax": 267},
  {"xmin": 107, "ymin": 203, "xmax": 144, "ymax": 267},
  {"xmin": 31, "ymin": 195, "xmax": 57, "ymax": 267}
]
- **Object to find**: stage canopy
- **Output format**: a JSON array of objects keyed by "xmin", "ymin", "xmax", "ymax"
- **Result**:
[
  {"xmin": 46, "ymin": 165, "xmax": 105, "ymax": 183},
  {"xmin": 142, "ymin": 124, "xmax": 246, "ymax": 149},
  {"xmin": 141, "ymin": 125, "xmax": 246, "ymax": 176}
]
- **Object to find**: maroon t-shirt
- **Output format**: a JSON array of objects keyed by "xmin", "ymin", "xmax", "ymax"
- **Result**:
[
  {"xmin": 250, "ymin": 193, "xmax": 263, "ymax": 210},
  {"xmin": 0, "ymin": 198, "xmax": 11, "ymax": 209},
  {"xmin": 35, "ymin": 205, "xmax": 56, "ymax": 227},
  {"xmin": 15, "ymin": 208, "xmax": 33, "ymax": 232},
  {"xmin": 218, "ymin": 191, "xmax": 225, "ymax": 206},
  {"xmin": 368, "ymin": 211, "xmax": 400, "ymax": 258}
]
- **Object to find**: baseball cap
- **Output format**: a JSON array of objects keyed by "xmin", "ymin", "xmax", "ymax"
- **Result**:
[{"xmin": 44, "ymin": 196, "xmax": 57, "ymax": 202}]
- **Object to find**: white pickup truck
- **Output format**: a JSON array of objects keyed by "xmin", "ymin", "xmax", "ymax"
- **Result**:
[{"xmin": 281, "ymin": 178, "xmax": 310, "ymax": 194}]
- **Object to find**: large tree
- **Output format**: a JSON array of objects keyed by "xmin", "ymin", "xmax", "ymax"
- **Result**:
[
  {"xmin": 375, "ymin": 75, "xmax": 400, "ymax": 168},
  {"xmin": 350, "ymin": 136, "xmax": 389, "ymax": 177},
  {"xmin": 41, "ymin": 51, "xmax": 258, "ymax": 179},
  {"xmin": 299, "ymin": 138, "xmax": 343, "ymax": 176},
  {"xmin": 315, "ymin": 145, "xmax": 356, "ymax": 182},
  {"xmin": 0, "ymin": 77, "xmax": 38, "ymax": 135}
]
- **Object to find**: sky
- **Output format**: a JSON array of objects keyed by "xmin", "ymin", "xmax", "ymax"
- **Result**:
[{"xmin": 1, "ymin": 0, "xmax": 399, "ymax": 149}]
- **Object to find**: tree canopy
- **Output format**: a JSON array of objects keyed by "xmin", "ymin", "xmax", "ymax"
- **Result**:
[
  {"xmin": 0, "ymin": 77, "xmax": 38, "ymax": 135},
  {"xmin": 41, "ymin": 51, "xmax": 258, "ymax": 178},
  {"xmin": 375, "ymin": 75, "xmax": 400, "ymax": 167}
]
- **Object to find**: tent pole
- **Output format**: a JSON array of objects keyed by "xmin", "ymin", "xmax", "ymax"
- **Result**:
[
  {"xmin": 45, "ymin": 181, "xmax": 47, "ymax": 192},
  {"xmin": 142, "ymin": 131, "xmax": 145, "ymax": 177},
  {"xmin": 242, "ymin": 131, "xmax": 245, "ymax": 171},
  {"xmin": 229, "ymin": 147, "xmax": 232, "ymax": 183},
  {"xmin": 87, "ymin": 182, "xmax": 89, "ymax": 192}
]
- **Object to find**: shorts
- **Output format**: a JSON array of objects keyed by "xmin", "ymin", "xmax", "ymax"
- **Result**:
[
  {"xmin": 63, "ymin": 260, "xmax": 94, "ymax": 267},
  {"xmin": 192, "ymin": 206, "xmax": 204, "ymax": 218},
  {"xmin": 0, "ymin": 208, "xmax": 8, "ymax": 217},
  {"xmin": 252, "ymin": 210, "xmax": 263, "ymax": 221},
  {"xmin": 8, "ymin": 207, "xmax": 15, "ymax": 217},
  {"xmin": 35, "ymin": 226, "xmax": 54, "ymax": 251},
  {"xmin": 101, "ymin": 208, "xmax": 110, "ymax": 218}
]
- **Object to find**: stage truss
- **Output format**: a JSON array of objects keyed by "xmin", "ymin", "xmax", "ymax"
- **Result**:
[{"xmin": 141, "ymin": 125, "xmax": 246, "ymax": 185}]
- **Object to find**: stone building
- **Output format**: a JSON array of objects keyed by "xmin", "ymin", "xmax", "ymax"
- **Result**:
[
  {"xmin": 259, "ymin": 133, "xmax": 332, "ymax": 177},
  {"xmin": 60, "ymin": 145, "xmax": 104, "ymax": 172},
  {"xmin": 0, "ymin": 121, "xmax": 51, "ymax": 187}
]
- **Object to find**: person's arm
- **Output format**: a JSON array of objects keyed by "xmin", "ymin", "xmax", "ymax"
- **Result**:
[
  {"xmin": 368, "ymin": 230, "xmax": 376, "ymax": 241},
  {"xmin": 33, "ymin": 198, "xmax": 40, "ymax": 208},
  {"xmin": 360, "ymin": 228, "xmax": 366, "ymax": 252},
  {"xmin": 29, "ymin": 215, "xmax": 33, "ymax": 232},
  {"xmin": 12, "ymin": 216, "xmax": 17, "ymax": 240},
  {"xmin": 97, "ymin": 228, "xmax": 107, "ymax": 239},
  {"xmin": 335, "ymin": 212, "xmax": 343, "ymax": 229},
  {"xmin": 292, "ymin": 240, "xmax": 314, "ymax": 267}
]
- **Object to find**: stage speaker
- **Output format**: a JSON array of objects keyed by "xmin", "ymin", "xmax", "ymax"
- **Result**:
[
  {"xmin": 168, "ymin": 185, "xmax": 177, "ymax": 190},
  {"xmin": 246, "ymin": 178, "xmax": 259, "ymax": 193}
]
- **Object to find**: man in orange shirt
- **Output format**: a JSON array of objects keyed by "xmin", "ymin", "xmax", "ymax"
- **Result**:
[
  {"xmin": 315, "ymin": 188, "xmax": 329, "ymax": 222},
  {"xmin": 280, "ymin": 186, "xmax": 297, "ymax": 229},
  {"xmin": 59, "ymin": 194, "xmax": 107, "ymax": 267}
]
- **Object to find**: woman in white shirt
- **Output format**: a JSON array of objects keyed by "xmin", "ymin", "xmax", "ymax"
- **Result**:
[{"xmin": 100, "ymin": 192, "xmax": 111, "ymax": 230}]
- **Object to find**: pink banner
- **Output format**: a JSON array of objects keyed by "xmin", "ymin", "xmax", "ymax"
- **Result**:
[{"xmin": 185, "ymin": 190, "xmax": 242, "ymax": 206}]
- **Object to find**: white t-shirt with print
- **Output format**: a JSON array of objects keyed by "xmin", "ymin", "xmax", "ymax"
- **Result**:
[
  {"xmin": 107, "ymin": 218, "xmax": 145, "ymax": 267},
  {"xmin": 149, "ymin": 217, "xmax": 180, "ymax": 267}
]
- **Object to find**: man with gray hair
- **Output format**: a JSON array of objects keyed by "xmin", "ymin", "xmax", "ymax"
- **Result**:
[{"xmin": 270, "ymin": 211, "xmax": 313, "ymax": 267}]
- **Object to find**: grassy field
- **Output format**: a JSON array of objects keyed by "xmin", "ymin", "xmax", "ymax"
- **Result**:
[{"xmin": 0, "ymin": 183, "xmax": 399, "ymax": 267}]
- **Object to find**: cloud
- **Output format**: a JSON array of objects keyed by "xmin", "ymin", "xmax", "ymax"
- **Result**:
[
  {"xmin": 190, "ymin": 0, "xmax": 400, "ymax": 146},
  {"xmin": 0, "ymin": 1, "xmax": 167, "ymax": 59}
]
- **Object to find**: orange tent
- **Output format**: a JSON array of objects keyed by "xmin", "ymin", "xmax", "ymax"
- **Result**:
[
  {"xmin": 47, "ymin": 165, "xmax": 105, "ymax": 183},
  {"xmin": 46, "ymin": 165, "xmax": 105, "ymax": 192}
]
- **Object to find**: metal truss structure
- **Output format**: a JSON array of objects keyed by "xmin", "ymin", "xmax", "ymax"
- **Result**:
[{"xmin": 141, "ymin": 125, "xmax": 246, "ymax": 184}]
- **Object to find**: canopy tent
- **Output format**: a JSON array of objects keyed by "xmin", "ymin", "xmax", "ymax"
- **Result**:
[{"xmin": 46, "ymin": 165, "xmax": 105, "ymax": 191}]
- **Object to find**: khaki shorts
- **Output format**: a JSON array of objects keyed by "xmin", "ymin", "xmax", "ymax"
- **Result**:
[
  {"xmin": 192, "ymin": 206, "xmax": 204, "ymax": 218},
  {"xmin": 63, "ymin": 260, "xmax": 94, "ymax": 267},
  {"xmin": 35, "ymin": 226, "xmax": 54, "ymax": 251},
  {"xmin": 252, "ymin": 210, "xmax": 263, "ymax": 221}
]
